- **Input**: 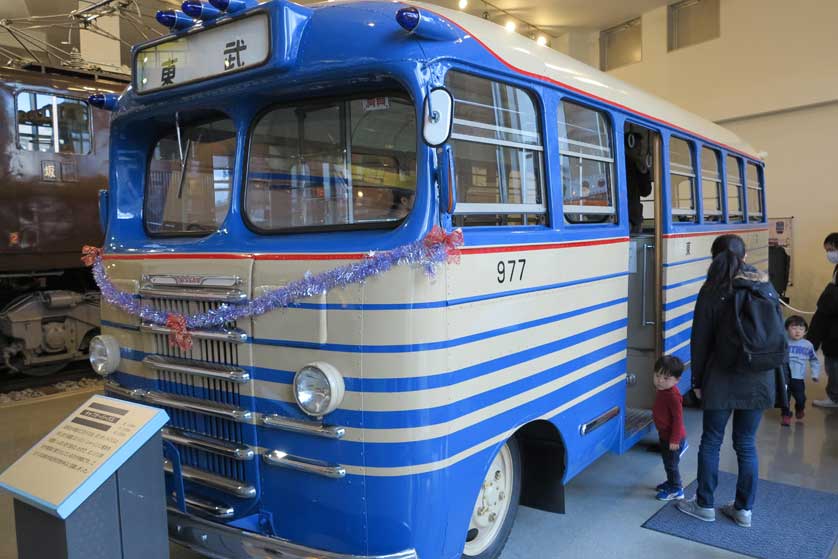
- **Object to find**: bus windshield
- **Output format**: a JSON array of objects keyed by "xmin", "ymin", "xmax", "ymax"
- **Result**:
[
  {"xmin": 145, "ymin": 115, "xmax": 236, "ymax": 236},
  {"xmin": 245, "ymin": 94, "xmax": 417, "ymax": 232}
]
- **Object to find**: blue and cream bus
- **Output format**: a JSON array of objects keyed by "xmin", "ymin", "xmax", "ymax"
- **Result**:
[{"xmin": 90, "ymin": 1, "xmax": 769, "ymax": 558}]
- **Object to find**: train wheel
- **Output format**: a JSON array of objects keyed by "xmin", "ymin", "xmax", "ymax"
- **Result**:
[{"xmin": 462, "ymin": 438, "xmax": 521, "ymax": 559}]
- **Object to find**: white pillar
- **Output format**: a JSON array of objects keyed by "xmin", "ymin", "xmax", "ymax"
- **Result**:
[{"xmin": 78, "ymin": 1, "xmax": 122, "ymax": 69}]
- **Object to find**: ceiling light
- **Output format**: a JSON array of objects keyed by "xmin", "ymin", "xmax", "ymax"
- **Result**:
[
  {"xmin": 458, "ymin": 0, "xmax": 468, "ymax": 9},
  {"xmin": 536, "ymin": 35, "xmax": 548, "ymax": 46},
  {"xmin": 505, "ymin": 20, "xmax": 516, "ymax": 33}
]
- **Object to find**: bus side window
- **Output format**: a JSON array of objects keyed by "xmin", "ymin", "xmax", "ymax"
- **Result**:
[
  {"xmin": 669, "ymin": 136, "xmax": 697, "ymax": 222},
  {"xmin": 726, "ymin": 155, "xmax": 744, "ymax": 223},
  {"xmin": 444, "ymin": 71, "xmax": 547, "ymax": 227},
  {"xmin": 557, "ymin": 101, "xmax": 616, "ymax": 225},
  {"xmin": 701, "ymin": 147, "xmax": 722, "ymax": 223},
  {"xmin": 746, "ymin": 162, "xmax": 764, "ymax": 223}
]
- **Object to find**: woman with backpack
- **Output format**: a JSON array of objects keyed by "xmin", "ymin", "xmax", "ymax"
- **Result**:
[{"xmin": 677, "ymin": 234, "xmax": 786, "ymax": 528}]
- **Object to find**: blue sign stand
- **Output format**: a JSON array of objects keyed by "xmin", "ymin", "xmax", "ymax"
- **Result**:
[{"xmin": 0, "ymin": 395, "xmax": 170, "ymax": 559}]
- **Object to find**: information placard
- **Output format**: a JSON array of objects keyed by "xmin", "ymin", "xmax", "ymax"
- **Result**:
[{"xmin": 0, "ymin": 395, "xmax": 168, "ymax": 519}]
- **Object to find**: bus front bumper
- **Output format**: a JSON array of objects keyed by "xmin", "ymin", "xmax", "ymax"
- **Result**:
[{"xmin": 168, "ymin": 508, "xmax": 418, "ymax": 559}]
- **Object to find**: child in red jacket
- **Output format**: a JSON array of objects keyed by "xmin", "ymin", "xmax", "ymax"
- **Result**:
[{"xmin": 653, "ymin": 355, "xmax": 688, "ymax": 501}]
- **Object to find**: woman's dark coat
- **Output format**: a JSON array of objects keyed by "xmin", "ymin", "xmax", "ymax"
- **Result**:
[{"xmin": 690, "ymin": 269, "xmax": 780, "ymax": 410}]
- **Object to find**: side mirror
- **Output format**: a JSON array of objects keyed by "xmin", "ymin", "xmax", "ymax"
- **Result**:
[
  {"xmin": 423, "ymin": 88, "xmax": 453, "ymax": 147},
  {"xmin": 98, "ymin": 189, "xmax": 109, "ymax": 233},
  {"xmin": 438, "ymin": 144, "xmax": 457, "ymax": 214}
]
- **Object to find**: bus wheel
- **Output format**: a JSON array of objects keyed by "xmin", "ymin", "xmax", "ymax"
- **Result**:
[{"xmin": 462, "ymin": 438, "xmax": 521, "ymax": 559}]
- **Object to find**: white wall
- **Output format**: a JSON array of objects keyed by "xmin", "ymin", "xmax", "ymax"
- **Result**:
[{"xmin": 596, "ymin": 0, "xmax": 838, "ymax": 311}]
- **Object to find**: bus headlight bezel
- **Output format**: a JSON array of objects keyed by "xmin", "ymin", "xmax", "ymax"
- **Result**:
[
  {"xmin": 89, "ymin": 334, "xmax": 121, "ymax": 376},
  {"xmin": 293, "ymin": 362, "xmax": 345, "ymax": 418}
]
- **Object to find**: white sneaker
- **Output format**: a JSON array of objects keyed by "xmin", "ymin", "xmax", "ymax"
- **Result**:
[{"xmin": 813, "ymin": 399, "xmax": 838, "ymax": 408}]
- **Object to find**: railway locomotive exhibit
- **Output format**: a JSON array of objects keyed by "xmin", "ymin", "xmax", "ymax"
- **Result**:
[{"xmin": 0, "ymin": 65, "xmax": 125, "ymax": 376}]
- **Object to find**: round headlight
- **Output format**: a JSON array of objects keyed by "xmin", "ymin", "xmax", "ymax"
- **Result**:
[
  {"xmin": 293, "ymin": 362, "xmax": 345, "ymax": 417},
  {"xmin": 89, "ymin": 335, "xmax": 121, "ymax": 376}
]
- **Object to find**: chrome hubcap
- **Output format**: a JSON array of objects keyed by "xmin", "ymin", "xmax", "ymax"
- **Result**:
[{"xmin": 463, "ymin": 443, "xmax": 514, "ymax": 556}]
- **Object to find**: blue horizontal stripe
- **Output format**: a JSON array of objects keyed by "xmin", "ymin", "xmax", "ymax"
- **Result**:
[
  {"xmin": 664, "ymin": 256, "xmax": 711, "ymax": 268},
  {"xmin": 664, "ymin": 275, "xmax": 704, "ymax": 290},
  {"xmin": 120, "ymin": 348, "xmax": 145, "ymax": 362},
  {"xmin": 103, "ymin": 319, "xmax": 139, "ymax": 331},
  {"xmin": 665, "ymin": 326, "xmax": 692, "ymax": 352},
  {"xmin": 664, "ymin": 311, "xmax": 693, "ymax": 331},
  {"xmin": 253, "ymin": 297, "xmax": 628, "ymax": 353},
  {"xmin": 326, "ymin": 341, "xmax": 626, "ymax": 429},
  {"xmin": 664, "ymin": 293, "xmax": 699, "ymax": 312},
  {"xmin": 340, "ymin": 318, "xmax": 627, "ymax": 392},
  {"xmin": 113, "ymin": 342, "xmax": 626, "ymax": 434}
]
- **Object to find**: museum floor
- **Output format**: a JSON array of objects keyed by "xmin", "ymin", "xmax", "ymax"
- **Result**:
[{"xmin": 2, "ymin": 382, "xmax": 836, "ymax": 559}]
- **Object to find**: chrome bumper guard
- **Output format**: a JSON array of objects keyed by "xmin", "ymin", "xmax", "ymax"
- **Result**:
[
  {"xmin": 140, "ymin": 322, "xmax": 248, "ymax": 343},
  {"xmin": 144, "ymin": 354, "xmax": 250, "ymax": 383},
  {"xmin": 182, "ymin": 493, "xmax": 235, "ymax": 519},
  {"xmin": 163, "ymin": 427, "xmax": 254, "ymax": 461},
  {"xmin": 263, "ymin": 450, "xmax": 346, "ymax": 479},
  {"xmin": 168, "ymin": 508, "xmax": 418, "ymax": 559},
  {"xmin": 164, "ymin": 459, "xmax": 256, "ymax": 499},
  {"xmin": 106, "ymin": 382, "xmax": 252, "ymax": 422}
]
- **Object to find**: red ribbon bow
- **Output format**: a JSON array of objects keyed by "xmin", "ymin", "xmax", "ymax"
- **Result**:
[
  {"xmin": 424, "ymin": 226, "xmax": 464, "ymax": 264},
  {"xmin": 166, "ymin": 314, "xmax": 193, "ymax": 352},
  {"xmin": 81, "ymin": 245, "xmax": 102, "ymax": 267}
]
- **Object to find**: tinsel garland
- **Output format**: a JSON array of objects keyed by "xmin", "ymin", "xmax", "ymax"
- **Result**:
[{"xmin": 82, "ymin": 226, "xmax": 463, "ymax": 351}]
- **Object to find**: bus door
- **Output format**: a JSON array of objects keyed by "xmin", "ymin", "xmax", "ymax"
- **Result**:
[{"xmin": 624, "ymin": 124, "xmax": 662, "ymax": 437}]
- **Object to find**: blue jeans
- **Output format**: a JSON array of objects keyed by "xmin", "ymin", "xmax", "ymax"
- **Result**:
[
  {"xmin": 696, "ymin": 408, "xmax": 763, "ymax": 511},
  {"xmin": 660, "ymin": 438, "xmax": 687, "ymax": 489}
]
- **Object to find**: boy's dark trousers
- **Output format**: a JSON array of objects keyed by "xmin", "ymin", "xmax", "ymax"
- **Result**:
[
  {"xmin": 781, "ymin": 378, "xmax": 806, "ymax": 417},
  {"xmin": 660, "ymin": 438, "xmax": 686, "ymax": 489}
]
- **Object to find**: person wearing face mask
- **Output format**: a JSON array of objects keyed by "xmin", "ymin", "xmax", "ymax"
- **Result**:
[{"xmin": 808, "ymin": 232, "xmax": 838, "ymax": 408}]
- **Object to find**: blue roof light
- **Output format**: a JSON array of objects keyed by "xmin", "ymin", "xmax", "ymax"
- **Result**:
[
  {"xmin": 88, "ymin": 93, "xmax": 119, "ymax": 112},
  {"xmin": 208, "ymin": 0, "xmax": 257, "ymax": 13},
  {"xmin": 155, "ymin": 9, "xmax": 195, "ymax": 30},
  {"xmin": 395, "ymin": 7, "xmax": 420, "ymax": 32},
  {"xmin": 182, "ymin": 0, "xmax": 222, "ymax": 20},
  {"xmin": 395, "ymin": 7, "xmax": 459, "ymax": 41}
]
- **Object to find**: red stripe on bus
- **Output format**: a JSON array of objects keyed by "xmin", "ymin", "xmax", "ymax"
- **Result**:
[
  {"xmin": 101, "ymin": 238, "xmax": 628, "ymax": 261},
  {"xmin": 662, "ymin": 228, "xmax": 768, "ymax": 239},
  {"xmin": 425, "ymin": 9, "xmax": 761, "ymax": 162},
  {"xmin": 103, "ymin": 253, "xmax": 253, "ymax": 260}
]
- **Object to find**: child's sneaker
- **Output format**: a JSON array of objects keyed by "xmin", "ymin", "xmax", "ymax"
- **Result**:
[
  {"xmin": 656, "ymin": 487, "xmax": 684, "ymax": 501},
  {"xmin": 781, "ymin": 415, "xmax": 792, "ymax": 426},
  {"xmin": 795, "ymin": 409, "xmax": 805, "ymax": 420},
  {"xmin": 655, "ymin": 481, "xmax": 669, "ymax": 492}
]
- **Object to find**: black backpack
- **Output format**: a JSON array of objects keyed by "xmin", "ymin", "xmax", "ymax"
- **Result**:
[{"xmin": 731, "ymin": 278, "xmax": 788, "ymax": 372}]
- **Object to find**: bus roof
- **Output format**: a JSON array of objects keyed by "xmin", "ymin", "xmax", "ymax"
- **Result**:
[{"xmin": 411, "ymin": 1, "xmax": 760, "ymax": 160}]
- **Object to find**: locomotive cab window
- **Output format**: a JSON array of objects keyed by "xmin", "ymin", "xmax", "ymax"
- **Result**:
[
  {"xmin": 145, "ymin": 113, "xmax": 236, "ymax": 236},
  {"xmin": 701, "ymin": 147, "xmax": 722, "ymax": 222},
  {"xmin": 558, "ymin": 101, "xmax": 616, "ymax": 224},
  {"xmin": 445, "ymin": 71, "xmax": 546, "ymax": 227},
  {"xmin": 16, "ymin": 92, "xmax": 91, "ymax": 154},
  {"xmin": 245, "ymin": 93, "xmax": 417, "ymax": 231},
  {"xmin": 669, "ymin": 137, "xmax": 697, "ymax": 222},
  {"xmin": 726, "ymin": 155, "xmax": 744, "ymax": 223}
]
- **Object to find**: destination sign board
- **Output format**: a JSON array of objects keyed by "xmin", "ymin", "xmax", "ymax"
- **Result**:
[{"xmin": 135, "ymin": 13, "xmax": 270, "ymax": 93}]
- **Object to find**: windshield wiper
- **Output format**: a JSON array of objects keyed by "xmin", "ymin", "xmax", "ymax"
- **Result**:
[{"xmin": 174, "ymin": 112, "xmax": 193, "ymax": 199}]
